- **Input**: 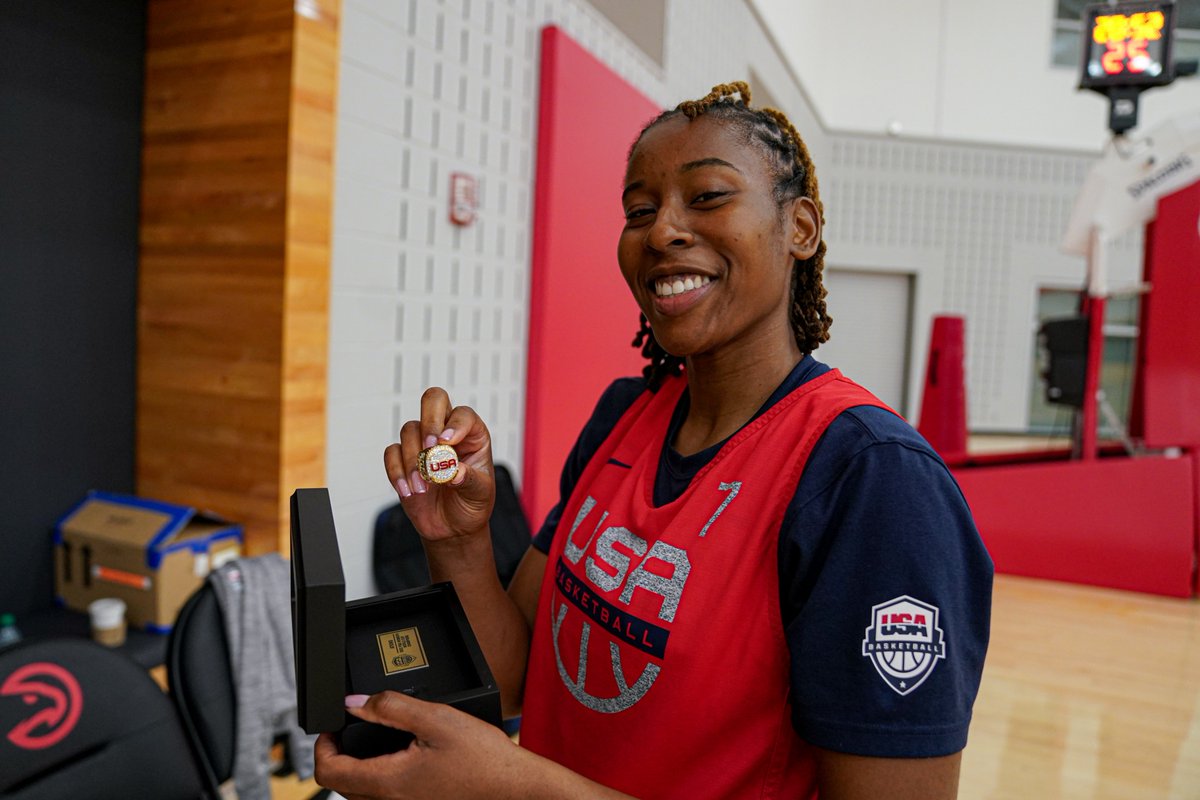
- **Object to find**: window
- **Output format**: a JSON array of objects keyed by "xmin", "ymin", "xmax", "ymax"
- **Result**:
[
  {"xmin": 1052, "ymin": 0, "xmax": 1200, "ymax": 69},
  {"xmin": 1028, "ymin": 287, "xmax": 1138, "ymax": 438}
]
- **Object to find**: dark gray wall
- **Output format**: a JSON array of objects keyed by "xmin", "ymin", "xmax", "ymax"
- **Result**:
[{"xmin": 0, "ymin": 1, "xmax": 145, "ymax": 618}]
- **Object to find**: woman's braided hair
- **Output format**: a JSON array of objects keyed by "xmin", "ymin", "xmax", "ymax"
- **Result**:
[{"xmin": 628, "ymin": 81, "xmax": 832, "ymax": 389}]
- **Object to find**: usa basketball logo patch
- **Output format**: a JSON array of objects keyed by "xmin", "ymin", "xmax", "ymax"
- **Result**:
[{"xmin": 861, "ymin": 595, "xmax": 946, "ymax": 695}]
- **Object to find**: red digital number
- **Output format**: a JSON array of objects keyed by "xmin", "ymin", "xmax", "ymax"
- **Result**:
[
  {"xmin": 1126, "ymin": 39, "xmax": 1149, "ymax": 72},
  {"xmin": 1103, "ymin": 41, "xmax": 1126, "ymax": 75}
]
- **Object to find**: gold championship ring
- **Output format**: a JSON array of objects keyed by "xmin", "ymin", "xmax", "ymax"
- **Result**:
[{"xmin": 417, "ymin": 443, "xmax": 459, "ymax": 484}]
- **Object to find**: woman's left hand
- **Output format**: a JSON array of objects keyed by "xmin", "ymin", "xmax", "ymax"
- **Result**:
[{"xmin": 313, "ymin": 692, "xmax": 529, "ymax": 800}]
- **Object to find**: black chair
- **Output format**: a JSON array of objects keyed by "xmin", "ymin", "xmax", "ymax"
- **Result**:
[
  {"xmin": 373, "ymin": 462, "xmax": 533, "ymax": 593},
  {"xmin": 167, "ymin": 581, "xmax": 328, "ymax": 800},
  {"xmin": 166, "ymin": 583, "xmax": 236, "ymax": 799},
  {"xmin": 0, "ymin": 637, "xmax": 204, "ymax": 800}
]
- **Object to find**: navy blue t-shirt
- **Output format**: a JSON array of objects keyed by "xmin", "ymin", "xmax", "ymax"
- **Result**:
[{"xmin": 531, "ymin": 356, "xmax": 993, "ymax": 758}]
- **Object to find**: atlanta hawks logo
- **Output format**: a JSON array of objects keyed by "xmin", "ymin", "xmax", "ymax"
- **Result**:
[
  {"xmin": 861, "ymin": 595, "xmax": 946, "ymax": 695},
  {"xmin": 1, "ymin": 663, "xmax": 84, "ymax": 750}
]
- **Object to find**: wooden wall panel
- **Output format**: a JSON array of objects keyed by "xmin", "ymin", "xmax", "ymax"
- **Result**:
[
  {"xmin": 137, "ymin": 0, "xmax": 340, "ymax": 554},
  {"xmin": 279, "ymin": 1, "xmax": 339, "ymax": 551}
]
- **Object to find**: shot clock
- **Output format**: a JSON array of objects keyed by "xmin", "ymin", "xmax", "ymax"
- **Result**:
[
  {"xmin": 1079, "ymin": 1, "xmax": 1176, "ymax": 90},
  {"xmin": 1077, "ymin": 2, "xmax": 1181, "ymax": 134}
]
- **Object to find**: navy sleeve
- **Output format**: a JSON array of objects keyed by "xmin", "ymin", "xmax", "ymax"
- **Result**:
[
  {"xmin": 530, "ymin": 377, "xmax": 646, "ymax": 554},
  {"xmin": 780, "ymin": 406, "xmax": 993, "ymax": 757}
]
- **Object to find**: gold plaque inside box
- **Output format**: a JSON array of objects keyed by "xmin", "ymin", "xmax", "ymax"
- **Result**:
[
  {"xmin": 291, "ymin": 485, "xmax": 502, "ymax": 759},
  {"xmin": 376, "ymin": 626, "xmax": 429, "ymax": 675}
]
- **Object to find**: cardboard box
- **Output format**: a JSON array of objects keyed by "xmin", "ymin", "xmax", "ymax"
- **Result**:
[
  {"xmin": 290, "ymin": 488, "xmax": 501, "ymax": 758},
  {"xmin": 55, "ymin": 491, "xmax": 243, "ymax": 633}
]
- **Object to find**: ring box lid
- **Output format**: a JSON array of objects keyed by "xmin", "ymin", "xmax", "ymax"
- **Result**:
[{"xmin": 290, "ymin": 488, "xmax": 346, "ymax": 733}]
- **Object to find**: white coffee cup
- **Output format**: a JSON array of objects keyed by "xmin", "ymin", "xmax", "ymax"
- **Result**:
[{"xmin": 88, "ymin": 598, "xmax": 127, "ymax": 647}]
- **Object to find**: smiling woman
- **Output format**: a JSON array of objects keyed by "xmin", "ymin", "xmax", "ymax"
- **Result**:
[
  {"xmin": 622, "ymin": 84, "xmax": 832, "ymax": 395},
  {"xmin": 516, "ymin": 81, "xmax": 992, "ymax": 798},
  {"xmin": 318, "ymin": 82, "xmax": 993, "ymax": 800}
]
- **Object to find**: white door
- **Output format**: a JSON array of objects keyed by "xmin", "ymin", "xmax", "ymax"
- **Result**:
[{"xmin": 816, "ymin": 268, "xmax": 913, "ymax": 414}]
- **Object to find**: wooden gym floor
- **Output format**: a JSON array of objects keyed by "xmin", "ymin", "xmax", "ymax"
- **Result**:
[{"xmin": 960, "ymin": 574, "xmax": 1200, "ymax": 799}]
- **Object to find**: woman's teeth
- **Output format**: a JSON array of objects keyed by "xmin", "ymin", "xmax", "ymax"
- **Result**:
[{"xmin": 655, "ymin": 275, "xmax": 711, "ymax": 297}]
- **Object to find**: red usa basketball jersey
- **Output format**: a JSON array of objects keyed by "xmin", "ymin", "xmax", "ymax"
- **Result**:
[{"xmin": 521, "ymin": 370, "xmax": 892, "ymax": 799}]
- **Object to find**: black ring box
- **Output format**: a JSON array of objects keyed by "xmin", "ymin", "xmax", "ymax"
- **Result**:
[{"xmin": 290, "ymin": 488, "xmax": 501, "ymax": 758}]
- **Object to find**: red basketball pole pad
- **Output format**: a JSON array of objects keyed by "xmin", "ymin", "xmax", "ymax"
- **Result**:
[{"xmin": 917, "ymin": 315, "xmax": 967, "ymax": 464}]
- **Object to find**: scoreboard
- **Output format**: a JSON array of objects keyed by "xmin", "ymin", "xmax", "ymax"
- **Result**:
[{"xmin": 1079, "ymin": 2, "xmax": 1176, "ymax": 89}]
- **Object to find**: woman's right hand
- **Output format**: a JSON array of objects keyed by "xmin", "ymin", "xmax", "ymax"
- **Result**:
[{"xmin": 383, "ymin": 387, "xmax": 496, "ymax": 544}]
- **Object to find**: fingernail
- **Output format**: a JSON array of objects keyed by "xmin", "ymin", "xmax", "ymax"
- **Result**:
[
  {"xmin": 396, "ymin": 477, "xmax": 412, "ymax": 498},
  {"xmin": 438, "ymin": 428, "xmax": 456, "ymax": 442},
  {"xmin": 423, "ymin": 434, "xmax": 438, "ymax": 449},
  {"xmin": 450, "ymin": 464, "xmax": 466, "ymax": 485},
  {"xmin": 345, "ymin": 694, "xmax": 369, "ymax": 708},
  {"xmin": 410, "ymin": 470, "xmax": 428, "ymax": 494}
]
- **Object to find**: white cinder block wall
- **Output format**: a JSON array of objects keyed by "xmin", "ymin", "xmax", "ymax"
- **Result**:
[
  {"xmin": 328, "ymin": 0, "xmax": 1131, "ymax": 597},
  {"xmin": 821, "ymin": 135, "xmax": 1141, "ymax": 430}
]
